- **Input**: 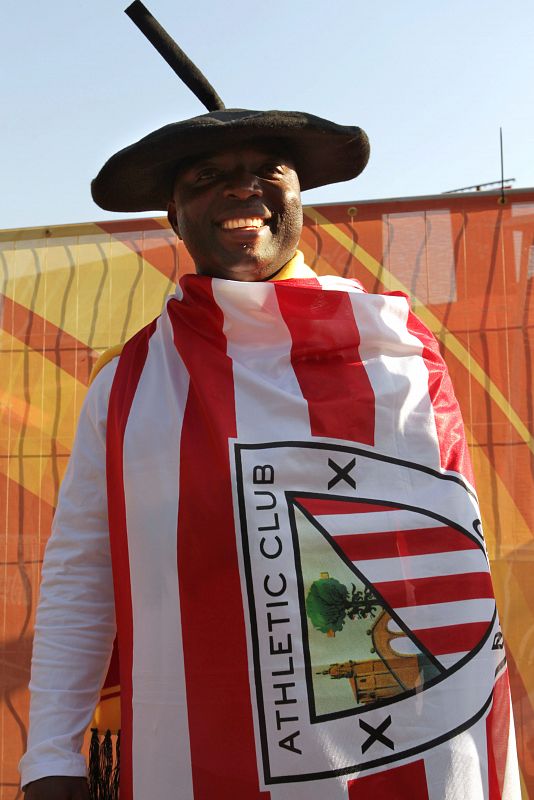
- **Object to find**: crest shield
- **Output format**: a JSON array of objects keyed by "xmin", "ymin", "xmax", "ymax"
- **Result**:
[{"xmin": 232, "ymin": 441, "xmax": 502, "ymax": 784}]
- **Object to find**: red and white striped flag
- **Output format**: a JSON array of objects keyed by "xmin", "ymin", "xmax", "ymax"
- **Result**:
[{"xmin": 105, "ymin": 272, "xmax": 519, "ymax": 799}]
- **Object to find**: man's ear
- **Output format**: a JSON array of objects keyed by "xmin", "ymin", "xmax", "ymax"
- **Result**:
[{"xmin": 167, "ymin": 200, "xmax": 181, "ymax": 238}]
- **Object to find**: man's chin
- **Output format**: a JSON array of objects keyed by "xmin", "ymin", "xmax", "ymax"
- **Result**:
[{"xmin": 196, "ymin": 254, "xmax": 284, "ymax": 282}]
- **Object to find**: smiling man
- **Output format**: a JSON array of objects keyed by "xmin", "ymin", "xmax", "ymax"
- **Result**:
[{"xmin": 20, "ymin": 7, "xmax": 520, "ymax": 800}]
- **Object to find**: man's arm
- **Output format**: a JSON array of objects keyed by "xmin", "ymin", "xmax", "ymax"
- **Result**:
[{"xmin": 19, "ymin": 361, "xmax": 118, "ymax": 794}]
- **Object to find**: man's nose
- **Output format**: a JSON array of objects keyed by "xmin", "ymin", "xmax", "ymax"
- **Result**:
[{"xmin": 223, "ymin": 169, "xmax": 263, "ymax": 199}]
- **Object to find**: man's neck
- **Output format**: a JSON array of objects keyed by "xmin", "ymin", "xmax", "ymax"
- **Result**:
[{"xmin": 268, "ymin": 251, "xmax": 315, "ymax": 281}]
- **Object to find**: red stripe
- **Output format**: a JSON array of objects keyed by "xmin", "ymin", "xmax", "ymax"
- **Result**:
[
  {"xmin": 405, "ymin": 307, "xmax": 474, "ymax": 485},
  {"xmin": 297, "ymin": 497, "xmax": 393, "ymax": 516},
  {"xmin": 486, "ymin": 670, "xmax": 511, "ymax": 799},
  {"xmin": 106, "ymin": 319, "xmax": 157, "ymax": 800},
  {"xmin": 169, "ymin": 277, "xmax": 269, "ymax": 800},
  {"xmin": 275, "ymin": 282, "xmax": 375, "ymax": 444},
  {"xmin": 348, "ymin": 759, "xmax": 429, "ymax": 799},
  {"xmin": 412, "ymin": 620, "xmax": 489, "ymax": 656},
  {"xmin": 101, "ymin": 637, "xmax": 120, "ymax": 689},
  {"xmin": 333, "ymin": 525, "xmax": 479, "ymax": 561},
  {"xmin": 374, "ymin": 571, "xmax": 494, "ymax": 608}
]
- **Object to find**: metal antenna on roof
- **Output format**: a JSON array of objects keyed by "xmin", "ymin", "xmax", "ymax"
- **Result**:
[
  {"xmin": 498, "ymin": 127, "xmax": 506, "ymax": 205},
  {"xmin": 125, "ymin": 1, "xmax": 225, "ymax": 112}
]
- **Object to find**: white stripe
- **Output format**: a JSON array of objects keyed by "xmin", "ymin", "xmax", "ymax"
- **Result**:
[
  {"xmin": 389, "ymin": 598, "xmax": 495, "ymax": 631},
  {"xmin": 392, "ymin": 643, "xmax": 487, "ymax": 668},
  {"xmin": 316, "ymin": 274, "xmax": 365, "ymax": 293},
  {"xmin": 316, "ymin": 509, "xmax": 444, "ymax": 536},
  {"xmin": 350, "ymin": 292, "xmax": 441, "ymax": 466},
  {"xmin": 424, "ymin": 718, "xmax": 489, "ymax": 799},
  {"xmin": 213, "ymin": 279, "xmax": 312, "ymax": 440},
  {"xmin": 356, "ymin": 548, "xmax": 488, "ymax": 584},
  {"xmin": 122, "ymin": 308, "xmax": 194, "ymax": 800},
  {"xmin": 438, "ymin": 651, "xmax": 470, "ymax": 668},
  {"xmin": 386, "ymin": 635, "xmax": 469, "ymax": 662}
]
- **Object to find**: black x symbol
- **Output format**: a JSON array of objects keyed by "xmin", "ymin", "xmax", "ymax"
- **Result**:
[
  {"xmin": 359, "ymin": 715, "xmax": 394, "ymax": 754},
  {"xmin": 327, "ymin": 457, "xmax": 356, "ymax": 490}
]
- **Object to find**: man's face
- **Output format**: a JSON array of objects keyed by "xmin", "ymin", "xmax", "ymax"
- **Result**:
[{"xmin": 167, "ymin": 143, "xmax": 303, "ymax": 281}]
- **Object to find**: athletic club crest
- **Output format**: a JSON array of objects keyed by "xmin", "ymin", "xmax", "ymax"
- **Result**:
[{"xmin": 232, "ymin": 441, "xmax": 506, "ymax": 786}]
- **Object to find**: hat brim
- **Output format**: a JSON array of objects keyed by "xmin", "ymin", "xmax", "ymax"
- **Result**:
[{"xmin": 91, "ymin": 109, "xmax": 370, "ymax": 212}]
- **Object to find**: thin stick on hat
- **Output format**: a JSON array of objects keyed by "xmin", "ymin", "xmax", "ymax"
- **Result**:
[
  {"xmin": 124, "ymin": 1, "xmax": 225, "ymax": 111},
  {"xmin": 92, "ymin": 5, "xmax": 370, "ymax": 211}
]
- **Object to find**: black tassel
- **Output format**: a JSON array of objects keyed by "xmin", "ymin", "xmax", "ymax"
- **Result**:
[
  {"xmin": 112, "ymin": 731, "xmax": 121, "ymax": 799},
  {"xmin": 88, "ymin": 729, "xmax": 101, "ymax": 799},
  {"xmin": 88, "ymin": 728, "xmax": 121, "ymax": 799}
]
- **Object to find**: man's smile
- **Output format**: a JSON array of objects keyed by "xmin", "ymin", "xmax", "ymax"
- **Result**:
[{"xmin": 220, "ymin": 217, "xmax": 267, "ymax": 230}]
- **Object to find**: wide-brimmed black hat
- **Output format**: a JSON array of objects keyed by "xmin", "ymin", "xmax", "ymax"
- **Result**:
[
  {"xmin": 91, "ymin": 109, "xmax": 370, "ymax": 212},
  {"xmin": 91, "ymin": 2, "xmax": 370, "ymax": 213}
]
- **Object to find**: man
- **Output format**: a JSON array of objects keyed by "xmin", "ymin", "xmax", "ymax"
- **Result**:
[
  {"xmin": 20, "ymin": 8, "xmax": 519, "ymax": 800},
  {"xmin": 21, "ymin": 130, "xmax": 520, "ymax": 800}
]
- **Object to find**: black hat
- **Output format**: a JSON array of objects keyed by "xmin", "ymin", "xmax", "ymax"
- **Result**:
[{"xmin": 91, "ymin": 3, "xmax": 370, "ymax": 213}]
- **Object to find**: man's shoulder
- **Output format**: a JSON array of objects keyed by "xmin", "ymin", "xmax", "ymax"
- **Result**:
[{"xmin": 89, "ymin": 344, "xmax": 125, "ymax": 386}]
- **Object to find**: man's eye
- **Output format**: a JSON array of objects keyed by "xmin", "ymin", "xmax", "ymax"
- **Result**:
[
  {"xmin": 260, "ymin": 163, "xmax": 284, "ymax": 178},
  {"xmin": 195, "ymin": 168, "xmax": 219, "ymax": 182}
]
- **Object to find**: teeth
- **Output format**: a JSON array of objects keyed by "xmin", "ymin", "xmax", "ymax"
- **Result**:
[{"xmin": 221, "ymin": 217, "xmax": 265, "ymax": 230}]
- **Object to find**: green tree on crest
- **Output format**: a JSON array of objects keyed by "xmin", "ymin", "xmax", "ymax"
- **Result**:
[{"xmin": 306, "ymin": 576, "xmax": 380, "ymax": 634}]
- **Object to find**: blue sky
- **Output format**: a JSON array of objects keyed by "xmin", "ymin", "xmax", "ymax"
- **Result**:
[{"xmin": 2, "ymin": 0, "xmax": 533, "ymax": 230}]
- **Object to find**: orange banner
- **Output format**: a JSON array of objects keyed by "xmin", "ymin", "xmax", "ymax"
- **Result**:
[{"xmin": 1, "ymin": 189, "xmax": 532, "ymax": 798}]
